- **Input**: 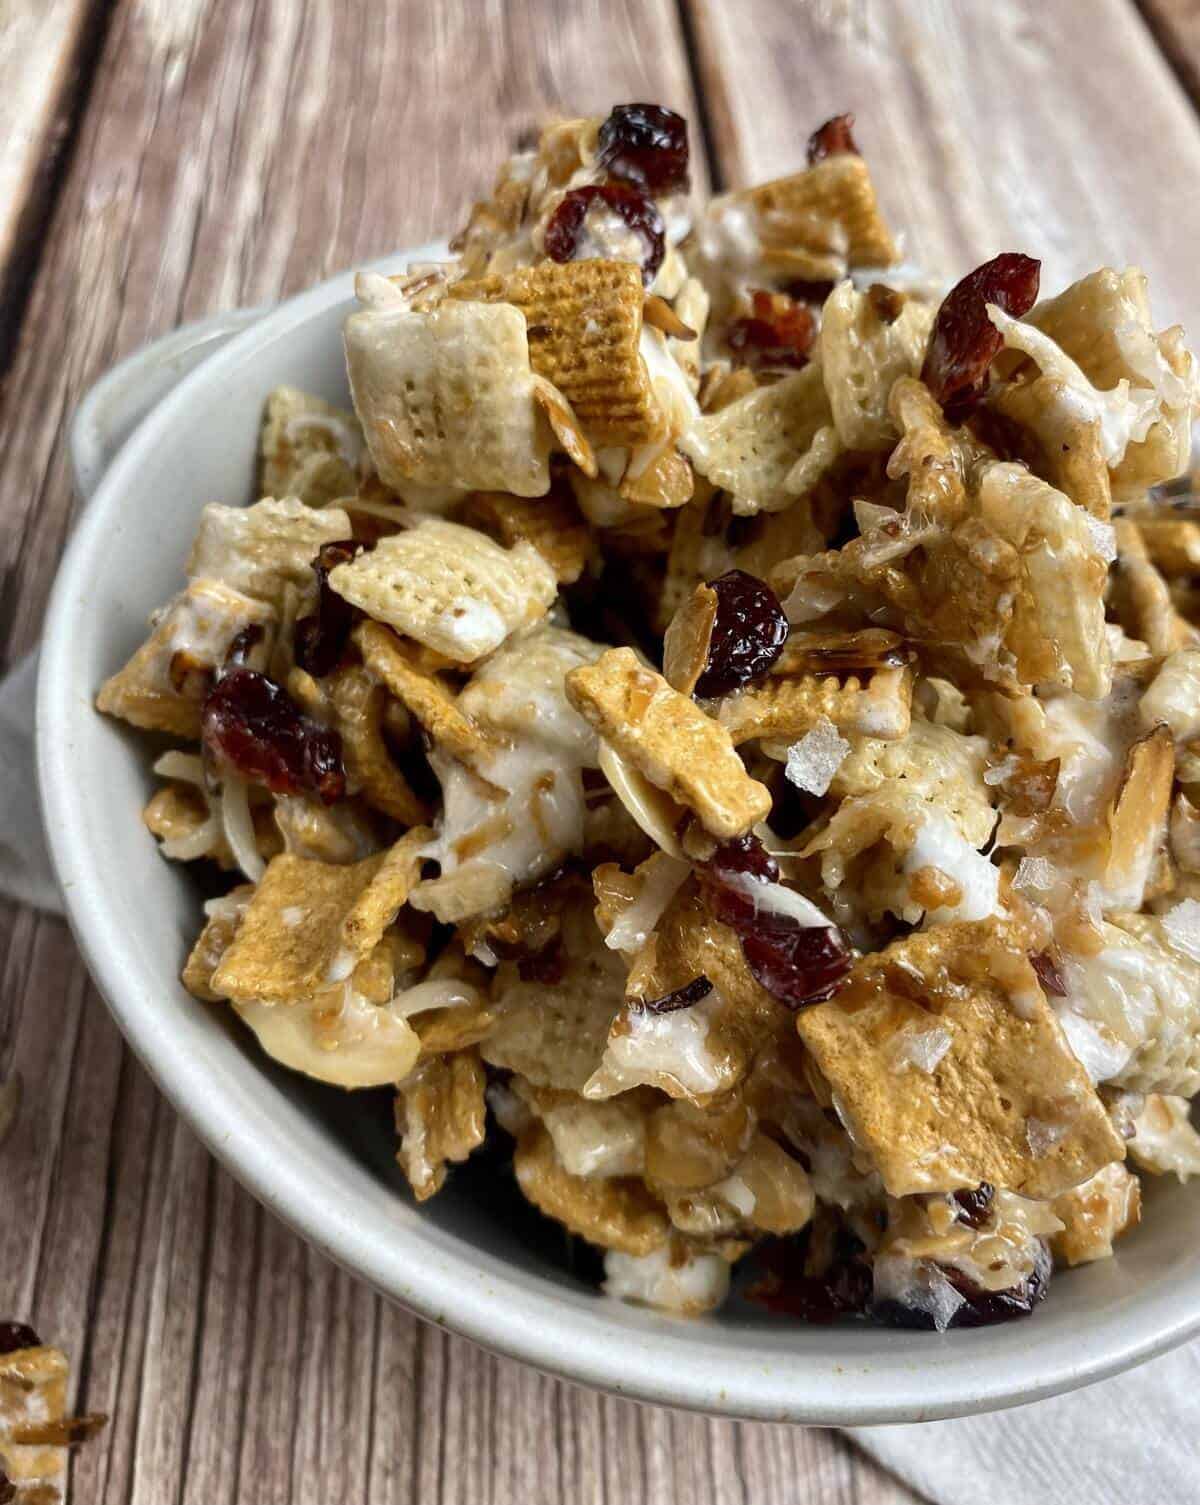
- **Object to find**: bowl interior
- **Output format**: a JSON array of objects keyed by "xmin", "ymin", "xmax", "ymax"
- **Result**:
[{"xmin": 36, "ymin": 262, "xmax": 1200, "ymax": 1424}]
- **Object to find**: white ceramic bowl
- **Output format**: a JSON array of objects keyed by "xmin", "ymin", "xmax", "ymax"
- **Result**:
[{"xmin": 37, "ymin": 250, "xmax": 1200, "ymax": 1425}]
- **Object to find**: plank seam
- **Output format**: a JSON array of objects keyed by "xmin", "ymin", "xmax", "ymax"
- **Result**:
[
  {"xmin": 67, "ymin": 1037, "xmax": 131, "ymax": 1505},
  {"xmin": 1131, "ymin": 1, "xmax": 1200, "ymax": 114},
  {"xmin": 173, "ymin": 1154, "xmax": 218, "ymax": 1505},
  {"xmin": 0, "ymin": 0, "xmax": 119, "ymax": 382},
  {"xmin": 672, "ymin": 0, "xmax": 728, "ymax": 189}
]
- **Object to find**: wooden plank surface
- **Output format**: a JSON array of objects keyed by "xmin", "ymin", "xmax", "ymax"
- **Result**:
[
  {"xmin": 1138, "ymin": 0, "xmax": 1200, "ymax": 106},
  {"xmin": 0, "ymin": 1, "xmax": 913, "ymax": 1502},
  {"xmin": 687, "ymin": 0, "xmax": 1200, "ymax": 331},
  {"xmin": 0, "ymin": 0, "xmax": 106, "ymax": 350}
]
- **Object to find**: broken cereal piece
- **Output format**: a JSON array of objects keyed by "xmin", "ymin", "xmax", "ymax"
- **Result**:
[
  {"xmin": 567, "ymin": 647, "xmax": 772, "ymax": 839},
  {"xmin": 465, "ymin": 486, "xmax": 594, "ymax": 584},
  {"xmin": 514, "ymin": 1123, "xmax": 670, "ymax": 1254},
  {"xmin": 186, "ymin": 497, "xmax": 353, "ymax": 613},
  {"xmin": 679, "ymin": 366, "xmax": 837, "ymax": 513},
  {"xmin": 719, "ymin": 666, "xmax": 912, "ymax": 745},
  {"xmin": 395, "ymin": 1050, "xmax": 487, "ymax": 1200},
  {"xmin": 1050, "ymin": 1162, "xmax": 1141, "ymax": 1266},
  {"xmin": 211, "ymin": 832, "xmax": 428, "ymax": 1004},
  {"xmin": 97, "ymin": 580, "xmax": 275, "ymax": 738},
  {"xmin": 259, "ymin": 385, "xmax": 364, "ymax": 505}
]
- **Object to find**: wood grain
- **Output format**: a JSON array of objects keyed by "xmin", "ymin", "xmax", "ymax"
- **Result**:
[
  {"xmin": 686, "ymin": 0, "xmax": 1200, "ymax": 330},
  {"xmin": 0, "ymin": 0, "xmax": 913, "ymax": 1501},
  {"xmin": 1137, "ymin": 1, "xmax": 1200, "ymax": 105},
  {"xmin": 0, "ymin": 0, "xmax": 108, "ymax": 351}
]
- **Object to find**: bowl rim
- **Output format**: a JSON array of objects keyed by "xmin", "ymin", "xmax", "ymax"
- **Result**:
[{"xmin": 36, "ymin": 255, "xmax": 1200, "ymax": 1425}]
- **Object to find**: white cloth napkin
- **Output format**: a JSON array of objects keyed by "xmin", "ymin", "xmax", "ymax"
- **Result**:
[
  {"xmin": 3, "ymin": 651, "xmax": 1197, "ymax": 1502},
  {"xmin": 1, "ymin": 652, "xmax": 61, "ymax": 912}
]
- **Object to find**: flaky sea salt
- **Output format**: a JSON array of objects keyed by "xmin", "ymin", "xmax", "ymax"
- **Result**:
[
  {"xmin": 1162, "ymin": 898, "xmax": 1200, "ymax": 963},
  {"xmin": 1013, "ymin": 855, "xmax": 1058, "ymax": 896},
  {"xmin": 1026, "ymin": 1118, "xmax": 1067, "ymax": 1157},
  {"xmin": 886, "ymin": 1024, "xmax": 953, "ymax": 1075},
  {"xmin": 784, "ymin": 717, "xmax": 851, "ymax": 796},
  {"xmin": 983, "ymin": 754, "xmax": 1020, "ymax": 786},
  {"xmin": 1082, "ymin": 513, "xmax": 1118, "ymax": 563}
]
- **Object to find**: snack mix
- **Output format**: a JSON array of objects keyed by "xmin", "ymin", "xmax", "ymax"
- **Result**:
[
  {"xmin": 99, "ymin": 104, "xmax": 1200, "ymax": 1329},
  {"xmin": 0, "ymin": 1324, "xmax": 104, "ymax": 1502}
]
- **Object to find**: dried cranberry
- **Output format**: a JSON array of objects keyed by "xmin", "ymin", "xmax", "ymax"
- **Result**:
[
  {"xmin": 543, "ymin": 183, "xmax": 665, "ymax": 286},
  {"xmin": 694, "ymin": 569, "xmax": 789, "ymax": 699},
  {"xmin": 726, "ymin": 290, "xmax": 816, "ymax": 371},
  {"xmin": 0, "ymin": 1321, "xmax": 40, "ymax": 1354},
  {"xmin": 806, "ymin": 113, "xmax": 859, "ymax": 165},
  {"xmin": 638, "ymin": 975, "xmax": 713, "ymax": 1014},
  {"xmin": 945, "ymin": 1241, "xmax": 1052, "ymax": 1327},
  {"xmin": 920, "ymin": 252, "xmax": 1041, "ymax": 418},
  {"xmin": 294, "ymin": 539, "xmax": 360, "ymax": 678},
  {"xmin": 876, "ymin": 1243, "xmax": 1051, "ymax": 1330},
  {"xmin": 0, "ymin": 1464, "xmax": 12, "ymax": 1505},
  {"xmin": 741, "ymin": 922, "xmax": 853, "ymax": 1009},
  {"xmin": 597, "ymin": 104, "xmax": 689, "ymax": 194},
  {"xmin": 710, "ymin": 831, "xmax": 780, "ymax": 883},
  {"xmin": 747, "ymin": 1231, "xmax": 872, "ymax": 1322},
  {"xmin": 697, "ymin": 834, "xmax": 852, "ymax": 1009},
  {"xmin": 1030, "ymin": 950, "xmax": 1067, "ymax": 998},
  {"xmin": 952, "ymin": 1182, "xmax": 994, "ymax": 1230},
  {"xmin": 701, "ymin": 832, "xmax": 781, "ymax": 931},
  {"xmin": 201, "ymin": 667, "xmax": 346, "ymax": 804}
]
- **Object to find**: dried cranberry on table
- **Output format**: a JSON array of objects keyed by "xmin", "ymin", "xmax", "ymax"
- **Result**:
[
  {"xmin": 597, "ymin": 104, "xmax": 690, "ymax": 193},
  {"xmin": 806, "ymin": 112, "xmax": 860, "ymax": 165},
  {"xmin": 920, "ymin": 251, "xmax": 1041, "ymax": 418},
  {"xmin": 201, "ymin": 667, "xmax": 346, "ymax": 804},
  {"xmin": 0, "ymin": 1320, "xmax": 40, "ymax": 1354},
  {"xmin": 294, "ymin": 538, "xmax": 360, "ymax": 677},
  {"xmin": 726, "ymin": 289, "xmax": 816, "ymax": 370},
  {"xmin": 693, "ymin": 569, "xmax": 790, "ymax": 698},
  {"xmin": 543, "ymin": 183, "xmax": 665, "ymax": 286}
]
